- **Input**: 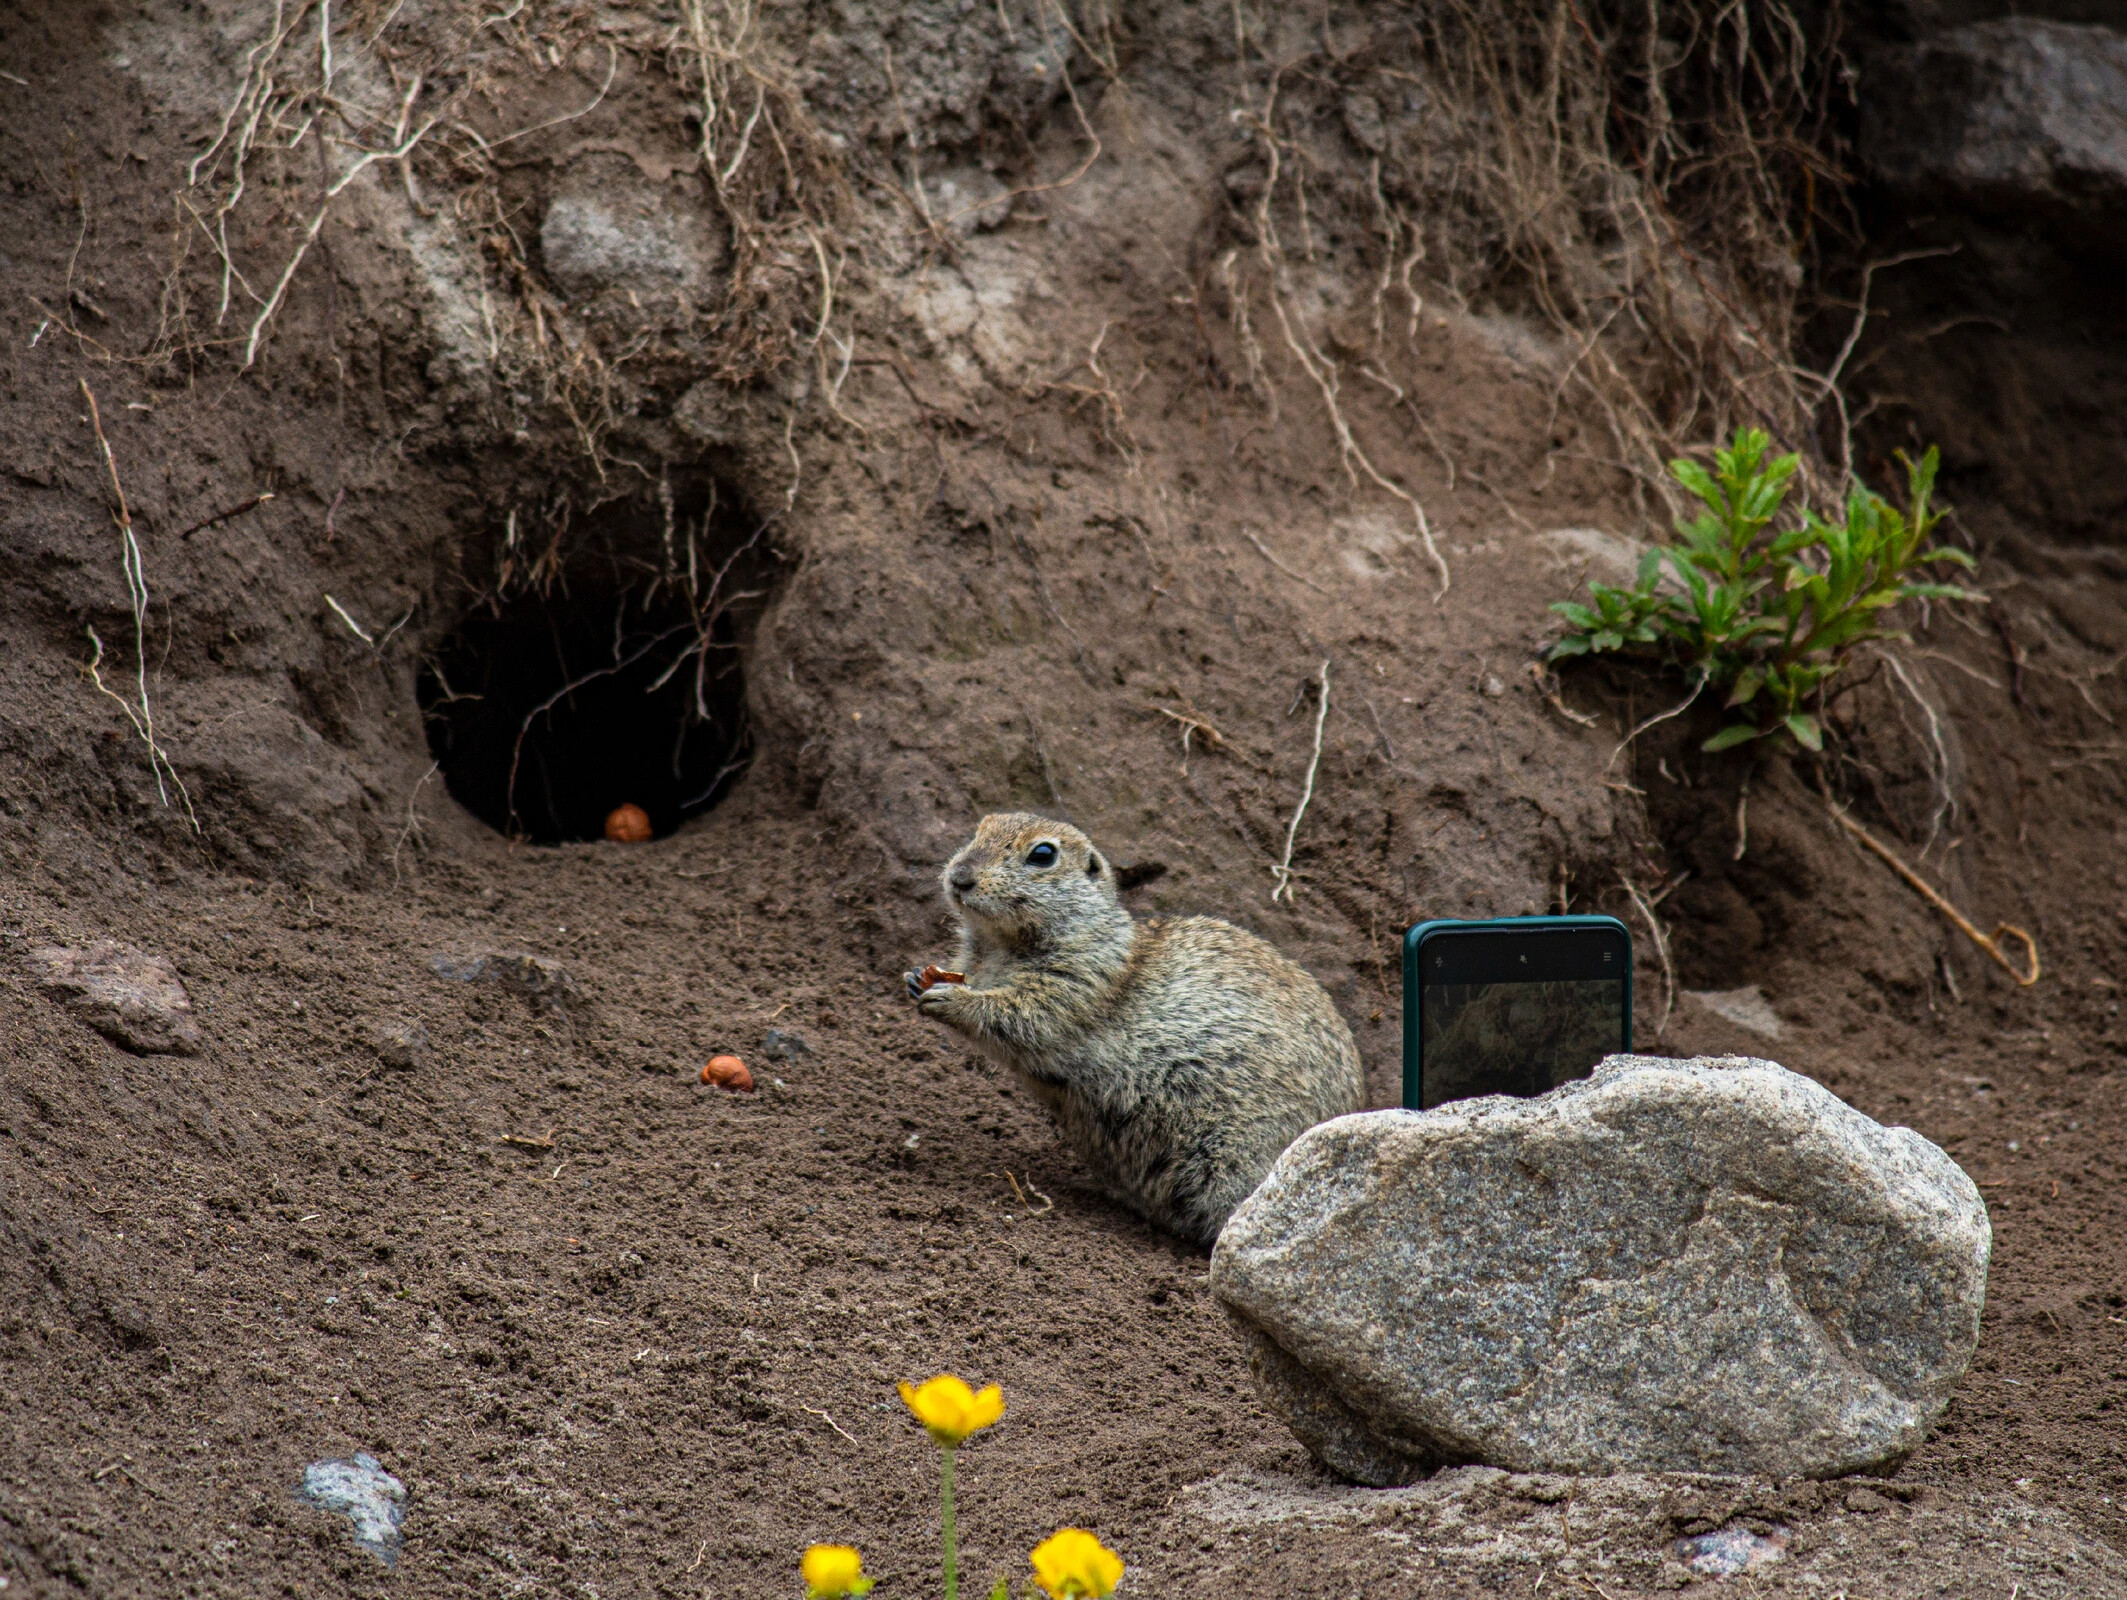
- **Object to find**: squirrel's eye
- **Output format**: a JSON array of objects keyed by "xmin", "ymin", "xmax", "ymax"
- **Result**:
[{"xmin": 1025, "ymin": 842, "xmax": 1058, "ymax": 868}]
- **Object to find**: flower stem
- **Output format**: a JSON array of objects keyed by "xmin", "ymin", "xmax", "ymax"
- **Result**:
[{"xmin": 941, "ymin": 1445, "xmax": 958, "ymax": 1600}]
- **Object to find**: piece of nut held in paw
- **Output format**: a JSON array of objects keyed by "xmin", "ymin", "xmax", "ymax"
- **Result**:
[{"xmin": 905, "ymin": 965, "xmax": 966, "ymax": 999}]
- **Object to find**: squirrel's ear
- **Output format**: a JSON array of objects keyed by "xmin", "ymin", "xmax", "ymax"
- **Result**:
[{"xmin": 1086, "ymin": 851, "xmax": 1104, "ymax": 879}]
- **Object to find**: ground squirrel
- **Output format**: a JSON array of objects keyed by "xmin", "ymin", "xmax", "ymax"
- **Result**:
[{"xmin": 906, "ymin": 812, "xmax": 1366, "ymax": 1247}]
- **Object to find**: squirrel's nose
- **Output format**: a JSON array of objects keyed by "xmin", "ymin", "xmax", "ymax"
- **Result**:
[{"xmin": 950, "ymin": 869, "xmax": 977, "ymax": 893}]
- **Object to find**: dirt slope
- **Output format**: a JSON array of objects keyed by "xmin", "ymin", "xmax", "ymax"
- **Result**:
[{"xmin": 3, "ymin": 2, "xmax": 2126, "ymax": 1596}]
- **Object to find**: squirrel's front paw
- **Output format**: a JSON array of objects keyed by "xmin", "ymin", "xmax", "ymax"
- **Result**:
[
  {"xmin": 914, "ymin": 982, "xmax": 966, "ymax": 1019},
  {"xmin": 904, "ymin": 968, "xmax": 927, "ymax": 1001}
]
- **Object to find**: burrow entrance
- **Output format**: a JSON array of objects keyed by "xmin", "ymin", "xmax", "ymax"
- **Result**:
[{"xmin": 416, "ymin": 484, "xmax": 767, "ymax": 844}]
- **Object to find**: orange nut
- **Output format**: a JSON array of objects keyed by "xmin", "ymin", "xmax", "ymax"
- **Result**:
[
  {"xmin": 918, "ymin": 966, "xmax": 966, "ymax": 988},
  {"xmin": 604, "ymin": 804, "xmax": 653, "ymax": 843},
  {"xmin": 700, "ymin": 1054, "xmax": 754, "ymax": 1091}
]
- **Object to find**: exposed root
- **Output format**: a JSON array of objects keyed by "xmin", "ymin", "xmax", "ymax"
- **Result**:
[
  {"xmin": 1620, "ymin": 877, "xmax": 1676, "ymax": 1043},
  {"xmin": 1237, "ymin": 79, "xmax": 1449, "ymax": 599},
  {"xmin": 1880, "ymin": 651, "xmax": 1955, "ymax": 853},
  {"xmin": 1244, "ymin": 529, "xmax": 1327, "ymax": 595},
  {"xmin": 1271, "ymin": 659, "xmax": 1331, "ymax": 904},
  {"xmin": 1530, "ymin": 661, "xmax": 1600, "ymax": 728},
  {"xmin": 1151, "ymin": 704, "xmax": 1225, "ymax": 775},
  {"xmin": 78, "ymin": 381, "xmax": 198, "ymax": 834},
  {"xmin": 1607, "ymin": 670, "xmax": 1708, "ymax": 772},
  {"xmin": 1820, "ymin": 779, "xmax": 2040, "ymax": 988},
  {"xmin": 391, "ymin": 759, "xmax": 440, "ymax": 886}
]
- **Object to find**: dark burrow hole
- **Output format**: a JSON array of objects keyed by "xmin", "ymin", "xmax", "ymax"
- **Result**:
[{"xmin": 416, "ymin": 487, "xmax": 763, "ymax": 844}]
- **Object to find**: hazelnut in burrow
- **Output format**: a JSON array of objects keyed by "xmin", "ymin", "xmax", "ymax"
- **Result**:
[{"xmin": 905, "ymin": 813, "xmax": 1364, "ymax": 1248}]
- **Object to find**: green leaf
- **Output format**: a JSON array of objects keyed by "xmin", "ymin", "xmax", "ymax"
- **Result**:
[
  {"xmin": 1592, "ymin": 630, "xmax": 1624, "ymax": 652},
  {"xmin": 1784, "ymin": 712, "xmax": 1824, "ymax": 752},
  {"xmin": 1726, "ymin": 666, "xmax": 1765, "ymax": 707},
  {"xmin": 1671, "ymin": 460, "xmax": 1719, "ymax": 506},
  {"xmin": 1549, "ymin": 601, "xmax": 1597, "ymax": 626},
  {"xmin": 1546, "ymin": 635, "xmax": 1592, "ymax": 660},
  {"xmin": 1702, "ymin": 723, "xmax": 1762, "ymax": 752}
]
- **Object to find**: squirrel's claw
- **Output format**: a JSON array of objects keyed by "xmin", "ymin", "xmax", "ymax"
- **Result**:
[{"xmin": 904, "ymin": 968, "xmax": 928, "ymax": 1000}]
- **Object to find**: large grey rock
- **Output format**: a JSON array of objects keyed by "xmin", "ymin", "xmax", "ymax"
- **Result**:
[
  {"xmin": 1211, "ymin": 1054, "xmax": 1989, "ymax": 1484},
  {"xmin": 26, "ymin": 941, "xmax": 203, "ymax": 1054},
  {"xmin": 1861, "ymin": 21, "xmax": 2127, "ymax": 225}
]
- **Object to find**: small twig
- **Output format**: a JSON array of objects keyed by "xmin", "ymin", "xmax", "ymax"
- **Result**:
[
  {"xmin": 1271, "ymin": 660, "xmax": 1330, "ymax": 903},
  {"xmin": 1621, "ymin": 877, "xmax": 1676, "ymax": 1043},
  {"xmin": 1820, "ymin": 782, "xmax": 2039, "ymax": 986},
  {"xmin": 1647, "ymin": 870, "xmax": 1690, "ymax": 908},
  {"xmin": 1152, "ymin": 704, "xmax": 1224, "ymax": 773},
  {"xmin": 176, "ymin": 492, "xmax": 274, "ymax": 541},
  {"xmin": 800, "ymin": 1404, "xmax": 860, "ymax": 1446},
  {"xmin": 1733, "ymin": 773, "xmax": 1751, "ymax": 862},
  {"xmin": 997, "ymin": 1169, "xmax": 1055, "ymax": 1216},
  {"xmin": 498, "ymin": 1128, "xmax": 556, "ymax": 1151}
]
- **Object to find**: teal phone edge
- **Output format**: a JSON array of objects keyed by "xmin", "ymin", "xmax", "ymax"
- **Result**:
[{"xmin": 1400, "ymin": 914, "xmax": 1634, "ymax": 1111}]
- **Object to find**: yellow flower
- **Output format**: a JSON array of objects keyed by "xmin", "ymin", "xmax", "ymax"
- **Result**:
[
  {"xmin": 801, "ymin": 1544, "xmax": 874, "ymax": 1599},
  {"xmin": 897, "ymin": 1374, "xmax": 1005, "ymax": 1446},
  {"xmin": 1029, "ymin": 1529, "xmax": 1124, "ymax": 1599}
]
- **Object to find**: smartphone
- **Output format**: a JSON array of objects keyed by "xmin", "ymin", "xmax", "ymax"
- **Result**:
[{"xmin": 1402, "ymin": 916, "xmax": 1632, "ymax": 1110}]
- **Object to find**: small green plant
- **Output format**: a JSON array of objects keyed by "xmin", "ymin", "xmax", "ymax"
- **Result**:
[{"xmin": 1548, "ymin": 429, "xmax": 1984, "ymax": 751}]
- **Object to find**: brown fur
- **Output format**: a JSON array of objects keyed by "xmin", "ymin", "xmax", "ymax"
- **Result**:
[{"xmin": 907, "ymin": 813, "xmax": 1366, "ymax": 1246}]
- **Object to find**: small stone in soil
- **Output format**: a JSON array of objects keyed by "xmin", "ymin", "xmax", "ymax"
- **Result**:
[
  {"xmin": 297, "ymin": 1452, "xmax": 407, "ymax": 1566},
  {"xmin": 1676, "ymin": 1524, "xmax": 1788, "ymax": 1577},
  {"xmin": 761, "ymin": 1028, "xmax": 812, "ymax": 1060},
  {"xmin": 26, "ymin": 940, "xmax": 204, "ymax": 1054},
  {"xmin": 373, "ymin": 1018, "xmax": 427, "ymax": 1070},
  {"xmin": 429, "ymin": 949, "xmax": 581, "ymax": 1012}
]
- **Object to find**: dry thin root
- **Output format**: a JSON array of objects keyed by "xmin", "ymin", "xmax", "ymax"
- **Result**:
[
  {"xmin": 997, "ymin": 1170, "xmax": 1055, "ymax": 1216},
  {"xmin": 1621, "ymin": 877, "xmax": 1677, "ymax": 1043},
  {"xmin": 1271, "ymin": 659, "xmax": 1330, "ymax": 904},
  {"xmin": 1822, "ymin": 790, "xmax": 2040, "ymax": 987},
  {"xmin": 1529, "ymin": 661, "xmax": 1599, "ymax": 727},
  {"xmin": 79, "ymin": 381, "xmax": 198, "ymax": 833}
]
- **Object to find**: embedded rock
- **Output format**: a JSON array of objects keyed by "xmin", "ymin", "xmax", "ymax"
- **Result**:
[
  {"xmin": 298, "ymin": 1452, "xmax": 407, "ymax": 1566},
  {"xmin": 1861, "ymin": 21, "xmax": 2127, "ymax": 228},
  {"xmin": 539, "ymin": 160, "xmax": 725, "ymax": 307},
  {"xmin": 1211, "ymin": 1054, "xmax": 1990, "ymax": 1484},
  {"xmin": 429, "ymin": 950, "xmax": 581, "ymax": 1012},
  {"xmin": 26, "ymin": 941, "xmax": 204, "ymax": 1055}
]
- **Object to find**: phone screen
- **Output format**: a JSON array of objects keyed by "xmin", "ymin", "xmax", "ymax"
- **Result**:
[{"xmin": 1410, "ymin": 921, "xmax": 1631, "ymax": 1110}]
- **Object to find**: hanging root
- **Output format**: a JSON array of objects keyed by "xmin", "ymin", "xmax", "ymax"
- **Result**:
[
  {"xmin": 1271, "ymin": 660, "xmax": 1331, "ymax": 904},
  {"xmin": 79, "ymin": 381, "xmax": 198, "ymax": 834},
  {"xmin": 1620, "ymin": 876, "xmax": 1677, "ymax": 1042}
]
